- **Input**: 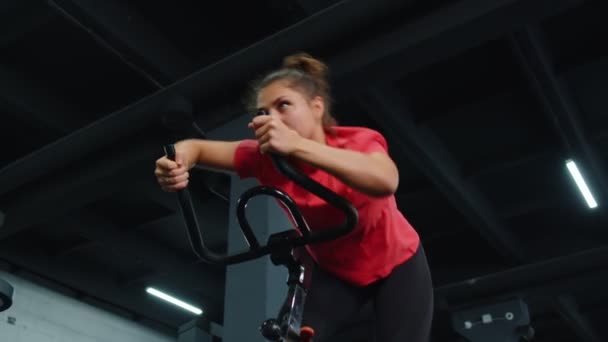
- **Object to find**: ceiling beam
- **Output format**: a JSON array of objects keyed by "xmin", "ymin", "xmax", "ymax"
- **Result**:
[
  {"xmin": 51, "ymin": 240, "xmax": 95, "ymax": 258},
  {"xmin": 60, "ymin": 211, "xmax": 224, "ymax": 312},
  {"xmin": 359, "ymin": 86, "xmax": 526, "ymax": 264},
  {"xmin": 0, "ymin": 0, "xmax": 199, "ymax": 195},
  {"xmin": 63, "ymin": 211, "xmax": 224, "ymax": 284},
  {"xmin": 0, "ymin": 136, "xmax": 160, "ymax": 239},
  {"xmin": 0, "ymin": 64, "xmax": 87, "ymax": 133},
  {"xmin": 508, "ymin": 26, "xmax": 608, "ymax": 205},
  {"xmin": 331, "ymin": 0, "xmax": 587, "ymax": 90},
  {"xmin": 498, "ymin": 196, "xmax": 562, "ymax": 219},
  {"xmin": 293, "ymin": 0, "xmax": 332, "ymax": 14},
  {"xmin": 436, "ymin": 245, "xmax": 608, "ymax": 304},
  {"xmin": 133, "ymin": 181, "xmax": 229, "ymax": 251},
  {"xmin": 48, "ymin": 0, "xmax": 193, "ymax": 86},
  {"xmin": 0, "ymin": 0, "xmax": 588, "ymax": 198},
  {"xmin": 0, "ymin": 0, "xmax": 415, "ymax": 198},
  {"xmin": 0, "ymin": 0, "xmax": 55, "ymax": 47},
  {"xmin": 463, "ymin": 144, "xmax": 559, "ymax": 181}
]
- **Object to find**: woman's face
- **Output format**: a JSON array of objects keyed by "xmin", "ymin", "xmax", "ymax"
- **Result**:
[{"xmin": 256, "ymin": 80, "xmax": 324, "ymax": 139}]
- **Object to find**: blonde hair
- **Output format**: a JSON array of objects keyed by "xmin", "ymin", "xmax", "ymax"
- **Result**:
[{"xmin": 246, "ymin": 52, "xmax": 337, "ymax": 131}]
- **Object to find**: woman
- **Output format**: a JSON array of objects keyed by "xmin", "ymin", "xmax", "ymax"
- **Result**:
[{"xmin": 155, "ymin": 53, "xmax": 434, "ymax": 341}]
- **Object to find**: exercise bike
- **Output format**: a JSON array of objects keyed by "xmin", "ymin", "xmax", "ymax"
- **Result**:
[{"xmin": 164, "ymin": 142, "xmax": 358, "ymax": 342}]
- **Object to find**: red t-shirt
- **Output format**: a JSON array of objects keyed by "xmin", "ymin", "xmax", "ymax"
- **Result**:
[{"xmin": 233, "ymin": 126, "xmax": 420, "ymax": 286}]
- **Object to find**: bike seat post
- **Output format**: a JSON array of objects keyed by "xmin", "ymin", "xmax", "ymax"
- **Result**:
[{"xmin": 260, "ymin": 231, "xmax": 313, "ymax": 341}]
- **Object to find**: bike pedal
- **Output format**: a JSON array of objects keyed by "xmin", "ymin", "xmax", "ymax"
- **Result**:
[{"xmin": 300, "ymin": 326, "xmax": 315, "ymax": 342}]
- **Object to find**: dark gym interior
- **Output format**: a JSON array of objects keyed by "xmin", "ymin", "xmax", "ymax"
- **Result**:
[{"xmin": 0, "ymin": 0, "xmax": 607, "ymax": 341}]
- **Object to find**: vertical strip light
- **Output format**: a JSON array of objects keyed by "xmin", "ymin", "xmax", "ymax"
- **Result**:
[
  {"xmin": 565, "ymin": 159, "xmax": 598, "ymax": 209},
  {"xmin": 146, "ymin": 287, "xmax": 203, "ymax": 315}
]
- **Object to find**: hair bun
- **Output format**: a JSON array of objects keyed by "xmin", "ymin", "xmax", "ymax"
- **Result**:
[{"xmin": 283, "ymin": 52, "xmax": 328, "ymax": 80}]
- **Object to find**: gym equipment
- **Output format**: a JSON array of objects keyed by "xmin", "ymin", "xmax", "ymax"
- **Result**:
[
  {"xmin": 164, "ymin": 139, "xmax": 358, "ymax": 341},
  {"xmin": 451, "ymin": 298, "xmax": 534, "ymax": 342},
  {"xmin": 0, "ymin": 277, "xmax": 13, "ymax": 312}
]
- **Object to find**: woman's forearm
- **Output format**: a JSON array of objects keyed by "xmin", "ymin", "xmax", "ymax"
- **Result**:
[
  {"xmin": 180, "ymin": 139, "xmax": 241, "ymax": 172},
  {"xmin": 292, "ymin": 138, "xmax": 399, "ymax": 197}
]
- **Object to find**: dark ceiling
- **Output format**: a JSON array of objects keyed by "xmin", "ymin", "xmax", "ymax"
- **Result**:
[{"xmin": 1, "ymin": 0, "xmax": 607, "ymax": 341}]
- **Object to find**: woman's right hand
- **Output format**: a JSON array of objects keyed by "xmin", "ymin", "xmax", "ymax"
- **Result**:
[{"xmin": 155, "ymin": 140, "xmax": 198, "ymax": 192}]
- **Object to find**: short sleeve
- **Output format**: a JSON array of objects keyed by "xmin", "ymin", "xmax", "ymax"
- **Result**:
[
  {"xmin": 356, "ymin": 128, "xmax": 389, "ymax": 154},
  {"xmin": 233, "ymin": 139, "xmax": 262, "ymax": 179}
]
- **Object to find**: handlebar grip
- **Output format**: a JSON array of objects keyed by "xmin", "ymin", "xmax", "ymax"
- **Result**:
[
  {"xmin": 163, "ymin": 144, "xmax": 208, "ymax": 261},
  {"xmin": 164, "ymin": 144, "xmax": 269, "ymax": 265},
  {"xmin": 256, "ymin": 109, "xmax": 358, "ymax": 244},
  {"xmin": 164, "ymin": 129, "xmax": 359, "ymax": 265},
  {"xmin": 163, "ymin": 144, "xmax": 176, "ymax": 161}
]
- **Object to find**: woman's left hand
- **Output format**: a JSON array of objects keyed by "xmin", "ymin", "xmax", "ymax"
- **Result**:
[{"xmin": 248, "ymin": 115, "xmax": 302, "ymax": 155}]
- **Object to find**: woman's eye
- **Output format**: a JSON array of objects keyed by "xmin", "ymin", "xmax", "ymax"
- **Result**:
[{"xmin": 278, "ymin": 101, "xmax": 290, "ymax": 109}]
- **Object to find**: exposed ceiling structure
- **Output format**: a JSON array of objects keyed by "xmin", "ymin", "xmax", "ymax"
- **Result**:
[{"xmin": 0, "ymin": 0, "xmax": 607, "ymax": 341}]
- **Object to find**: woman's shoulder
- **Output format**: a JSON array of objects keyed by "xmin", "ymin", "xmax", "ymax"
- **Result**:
[
  {"xmin": 329, "ymin": 126, "xmax": 387, "ymax": 150},
  {"xmin": 331, "ymin": 125, "xmax": 382, "ymax": 136}
]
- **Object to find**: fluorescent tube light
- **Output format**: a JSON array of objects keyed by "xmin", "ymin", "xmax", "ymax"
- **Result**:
[
  {"xmin": 146, "ymin": 287, "xmax": 202, "ymax": 315},
  {"xmin": 566, "ymin": 159, "xmax": 598, "ymax": 209}
]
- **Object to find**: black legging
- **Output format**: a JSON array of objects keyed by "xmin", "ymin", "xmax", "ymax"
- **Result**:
[{"xmin": 302, "ymin": 245, "xmax": 434, "ymax": 342}]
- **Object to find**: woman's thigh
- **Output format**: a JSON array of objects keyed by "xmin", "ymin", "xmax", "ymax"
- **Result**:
[
  {"xmin": 373, "ymin": 246, "xmax": 434, "ymax": 342},
  {"xmin": 302, "ymin": 266, "xmax": 370, "ymax": 341}
]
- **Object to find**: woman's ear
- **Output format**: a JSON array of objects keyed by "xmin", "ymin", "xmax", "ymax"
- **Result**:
[{"xmin": 311, "ymin": 96, "xmax": 325, "ymax": 121}]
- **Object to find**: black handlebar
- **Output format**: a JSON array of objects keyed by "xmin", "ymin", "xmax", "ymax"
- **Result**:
[{"xmin": 164, "ymin": 140, "xmax": 358, "ymax": 266}]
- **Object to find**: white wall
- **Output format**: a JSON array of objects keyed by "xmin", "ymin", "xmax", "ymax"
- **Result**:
[{"xmin": 0, "ymin": 272, "xmax": 176, "ymax": 342}]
